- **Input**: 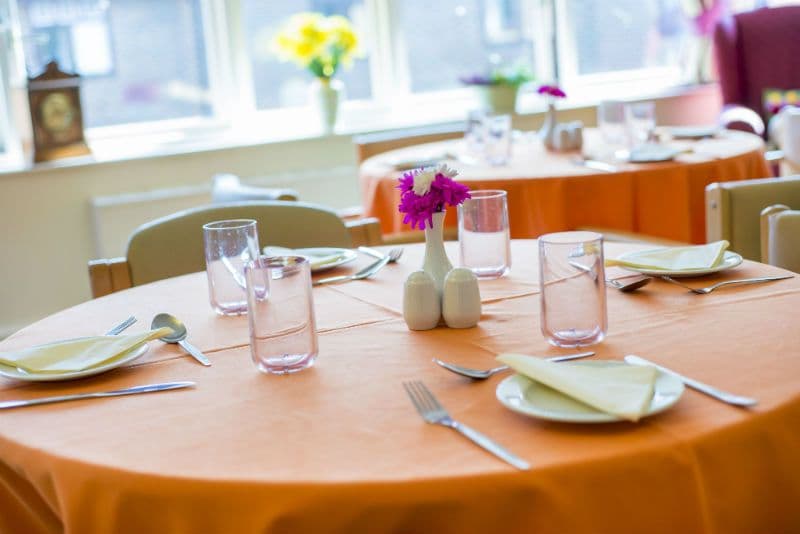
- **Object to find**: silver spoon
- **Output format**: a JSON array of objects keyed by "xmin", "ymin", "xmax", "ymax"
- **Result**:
[
  {"xmin": 151, "ymin": 313, "xmax": 211, "ymax": 367},
  {"xmin": 607, "ymin": 275, "xmax": 651, "ymax": 292},
  {"xmin": 433, "ymin": 351, "xmax": 595, "ymax": 380}
]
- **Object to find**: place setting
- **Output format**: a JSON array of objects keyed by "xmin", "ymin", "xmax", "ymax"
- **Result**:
[{"xmin": 387, "ymin": 166, "xmax": 777, "ymax": 470}]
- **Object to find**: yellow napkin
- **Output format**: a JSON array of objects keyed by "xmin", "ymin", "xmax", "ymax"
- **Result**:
[
  {"xmin": 0, "ymin": 328, "xmax": 172, "ymax": 374},
  {"xmin": 497, "ymin": 354, "xmax": 658, "ymax": 422},
  {"xmin": 264, "ymin": 246, "xmax": 348, "ymax": 269},
  {"xmin": 605, "ymin": 240, "xmax": 729, "ymax": 271}
]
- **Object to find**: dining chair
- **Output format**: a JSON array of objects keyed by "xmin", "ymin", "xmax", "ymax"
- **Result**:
[
  {"xmin": 353, "ymin": 124, "xmax": 465, "ymax": 164},
  {"xmin": 760, "ymin": 205, "xmax": 800, "ymax": 272},
  {"xmin": 211, "ymin": 173, "xmax": 300, "ymax": 203},
  {"xmin": 713, "ymin": 5, "xmax": 800, "ymax": 135},
  {"xmin": 706, "ymin": 175, "xmax": 800, "ymax": 261},
  {"xmin": 88, "ymin": 201, "xmax": 383, "ymax": 297}
]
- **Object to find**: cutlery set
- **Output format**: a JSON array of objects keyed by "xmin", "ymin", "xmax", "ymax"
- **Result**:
[
  {"xmin": 425, "ymin": 349, "xmax": 760, "ymax": 469},
  {"xmin": 0, "ymin": 247, "xmax": 405, "ymax": 410}
]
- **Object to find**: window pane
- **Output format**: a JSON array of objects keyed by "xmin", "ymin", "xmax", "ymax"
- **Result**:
[
  {"xmin": 241, "ymin": 0, "xmax": 371, "ymax": 109},
  {"xmin": 562, "ymin": 0, "xmax": 688, "ymax": 76},
  {"xmin": 17, "ymin": 0, "xmax": 211, "ymax": 128},
  {"xmin": 396, "ymin": 0, "xmax": 537, "ymax": 93}
]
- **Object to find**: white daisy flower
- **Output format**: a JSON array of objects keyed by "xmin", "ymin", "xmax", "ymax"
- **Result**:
[
  {"xmin": 412, "ymin": 168, "xmax": 436, "ymax": 196},
  {"xmin": 436, "ymin": 163, "xmax": 458, "ymax": 179}
]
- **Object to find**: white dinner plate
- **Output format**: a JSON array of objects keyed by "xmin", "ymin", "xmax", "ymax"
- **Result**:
[
  {"xmin": 612, "ymin": 250, "xmax": 743, "ymax": 278},
  {"xmin": 263, "ymin": 247, "xmax": 358, "ymax": 272},
  {"xmin": 496, "ymin": 361, "xmax": 685, "ymax": 423},
  {"xmin": 0, "ymin": 342, "xmax": 149, "ymax": 382}
]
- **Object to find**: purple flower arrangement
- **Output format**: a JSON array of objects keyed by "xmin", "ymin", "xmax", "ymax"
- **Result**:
[{"xmin": 397, "ymin": 164, "xmax": 471, "ymax": 230}]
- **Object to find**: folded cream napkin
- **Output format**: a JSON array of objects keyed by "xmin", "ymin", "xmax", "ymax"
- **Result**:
[
  {"xmin": 264, "ymin": 247, "xmax": 347, "ymax": 269},
  {"xmin": 497, "ymin": 354, "xmax": 658, "ymax": 422},
  {"xmin": 605, "ymin": 240, "xmax": 729, "ymax": 271},
  {"xmin": 0, "ymin": 328, "xmax": 172, "ymax": 374}
]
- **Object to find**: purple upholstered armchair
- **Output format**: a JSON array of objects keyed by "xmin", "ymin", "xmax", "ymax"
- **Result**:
[{"xmin": 713, "ymin": 5, "xmax": 800, "ymax": 136}]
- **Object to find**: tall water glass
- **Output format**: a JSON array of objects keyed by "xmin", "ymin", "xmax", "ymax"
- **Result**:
[
  {"xmin": 484, "ymin": 114, "xmax": 512, "ymax": 166},
  {"xmin": 203, "ymin": 219, "xmax": 261, "ymax": 316},
  {"xmin": 458, "ymin": 190, "xmax": 511, "ymax": 278},
  {"xmin": 597, "ymin": 100, "xmax": 628, "ymax": 148},
  {"xmin": 245, "ymin": 256, "xmax": 318, "ymax": 374},
  {"xmin": 538, "ymin": 231, "xmax": 607, "ymax": 347},
  {"xmin": 625, "ymin": 101, "xmax": 656, "ymax": 146},
  {"xmin": 465, "ymin": 109, "xmax": 487, "ymax": 159}
]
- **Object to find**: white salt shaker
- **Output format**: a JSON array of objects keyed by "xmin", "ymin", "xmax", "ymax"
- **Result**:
[
  {"xmin": 403, "ymin": 271, "xmax": 441, "ymax": 331},
  {"xmin": 442, "ymin": 268, "xmax": 481, "ymax": 328}
]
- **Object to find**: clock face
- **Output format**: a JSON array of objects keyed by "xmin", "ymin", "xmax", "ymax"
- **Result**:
[{"xmin": 40, "ymin": 92, "xmax": 75, "ymax": 135}]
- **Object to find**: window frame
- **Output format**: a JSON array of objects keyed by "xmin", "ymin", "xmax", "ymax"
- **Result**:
[{"xmin": 0, "ymin": 0, "xmax": 707, "ymax": 168}]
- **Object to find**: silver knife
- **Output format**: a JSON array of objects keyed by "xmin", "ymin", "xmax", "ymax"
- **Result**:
[
  {"xmin": 357, "ymin": 246, "xmax": 386, "ymax": 260},
  {"xmin": 624, "ymin": 355, "xmax": 757, "ymax": 407},
  {"xmin": 0, "ymin": 381, "xmax": 196, "ymax": 410}
]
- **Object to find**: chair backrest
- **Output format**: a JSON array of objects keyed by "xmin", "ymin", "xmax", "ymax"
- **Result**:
[
  {"xmin": 353, "ymin": 124, "xmax": 464, "ymax": 164},
  {"xmin": 126, "ymin": 201, "xmax": 354, "ymax": 285},
  {"xmin": 713, "ymin": 6, "xmax": 800, "ymax": 124},
  {"xmin": 211, "ymin": 174, "xmax": 300, "ymax": 203},
  {"xmin": 706, "ymin": 175, "xmax": 800, "ymax": 261},
  {"xmin": 760, "ymin": 205, "xmax": 800, "ymax": 272}
]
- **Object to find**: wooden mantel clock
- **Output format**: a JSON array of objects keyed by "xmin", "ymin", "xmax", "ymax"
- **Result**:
[{"xmin": 27, "ymin": 60, "xmax": 91, "ymax": 163}]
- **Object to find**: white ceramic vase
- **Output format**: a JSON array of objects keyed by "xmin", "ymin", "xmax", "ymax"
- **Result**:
[
  {"xmin": 422, "ymin": 211, "xmax": 454, "ymax": 296},
  {"xmin": 310, "ymin": 78, "xmax": 343, "ymax": 134},
  {"xmin": 539, "ymin": 103, "xmax": 558, "ymax": 150}
]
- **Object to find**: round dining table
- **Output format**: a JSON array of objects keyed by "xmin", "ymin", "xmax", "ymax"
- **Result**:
[
  {"xmin": 360, "ymin": 130, "xmax": 770, "ymax": 244},
  {"xmin": 0, "ymin": 241, "xmax": 798, "ymax": 534}
]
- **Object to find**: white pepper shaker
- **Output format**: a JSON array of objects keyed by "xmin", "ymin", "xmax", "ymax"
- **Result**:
[
  {"xmin": 403, "ymin": 271, "xmax": 441, "ymax": 330},
  {"xmin": 442, "ymin": 268, "xmax": 481, "ymax": 328}
]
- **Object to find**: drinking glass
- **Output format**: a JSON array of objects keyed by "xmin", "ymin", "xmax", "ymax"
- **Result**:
[
  {"xmin": 203, "ymin": 219, "xmax": 261, "ymax": 316},
  {"xmin": 458, "ymin": 190, "xmax": 511, "ymax": 278},
  {"xmin": 597, "ymin": 100, "xmax": 628, "ymax": 148},
  {"xmin": 484, "ymin": 113, "xmax": 512, "ymax": 166},
  {"xmin": 245, "ymin": 256, "xmax": 318, "ymax": 374},
  {"xmin": 538, "ymin": 231, "xmax": 607, "ymax": 347},
  {"xmin": 625, "ymin": 101, "xmax": 656, "ymax": 146},
  {"xmin": 464, "ymin": 109, "xmax": 487, "ymax": 159}
]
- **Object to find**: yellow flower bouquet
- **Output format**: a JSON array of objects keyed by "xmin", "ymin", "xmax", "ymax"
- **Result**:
[{"xmin": 272, "ymin": 12, "xmax": 359, "ymax": 80}]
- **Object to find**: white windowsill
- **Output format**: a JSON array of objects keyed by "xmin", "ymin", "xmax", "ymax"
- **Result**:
[{"xmin": 0, "ymin": 82, "xmax": 719, "ymax": 176}]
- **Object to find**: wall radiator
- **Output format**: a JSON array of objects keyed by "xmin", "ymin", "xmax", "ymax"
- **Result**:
[{"xmin": 90, "ymin": 165, "xmax": 358, "ymax": 259}]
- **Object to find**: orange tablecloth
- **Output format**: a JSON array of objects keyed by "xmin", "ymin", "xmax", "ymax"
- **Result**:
[
  {"xmin": 360, "ymin": 131, "xmax": 770, "ymax": 243},
  {"xmin": 1, "ymin": 241, "xmax": 799, "ymax": 534}
]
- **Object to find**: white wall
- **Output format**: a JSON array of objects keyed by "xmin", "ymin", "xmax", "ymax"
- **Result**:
[
  {"xmin": 0, "ymin": 86, "xmax": 722, "ymax": 338},
  {"xmin": 0, "ymin": 136, "xmax": 360, "ymax": 338}
]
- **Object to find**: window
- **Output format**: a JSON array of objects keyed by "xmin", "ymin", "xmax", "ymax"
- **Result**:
[
  {"xmin": 555, "ymin": 0, "xmax": 689, "ymax": 87},
  {"xmin": 17, "ymin": 0, "xmax": 212, "ymax": 128},
  {"xmin": 394, "ymin": 0, "xmax": 539, "ymax": 93},
  {"xmin": 5, "ymin": 0, "xmax": 781, "ymax": 165}
]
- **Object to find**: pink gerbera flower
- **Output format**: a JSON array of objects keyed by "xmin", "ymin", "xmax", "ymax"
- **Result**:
[
  {"xmin": 537, "ymin": 84, "xmax": 566, "ymax": 98},
  {"xmin": 397, "ymin": 164, "xmax": 471, "ymax": 230}
]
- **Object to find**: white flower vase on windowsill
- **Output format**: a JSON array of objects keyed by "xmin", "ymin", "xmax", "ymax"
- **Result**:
[{"xmin": 310, "ymin": 78, "xmax": 343, "ymax": 134}]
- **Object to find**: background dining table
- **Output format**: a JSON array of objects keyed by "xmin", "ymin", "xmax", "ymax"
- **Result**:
[
  {"xmin": 0, "ymin": 240, "xmax": 798, "ymax": 534},
  {"xmin": 360, "ymin": 130, "xmax": 770, "ymax": 244}
]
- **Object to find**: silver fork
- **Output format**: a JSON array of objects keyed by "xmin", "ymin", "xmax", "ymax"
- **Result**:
[
  {"xmin": 403, "ymin": 380, "xmax": 530, "ymax": 470},
  {"xmin": 105, "ymin": 316, "xmax": 137, "ymax": 335},
  {"xmin": 660, "ymin": 274, "xmax": 793, "ymax": 294},
  {"xmin": 313, "ymin": 248, "xmax": 403, "ymax": 285}
]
